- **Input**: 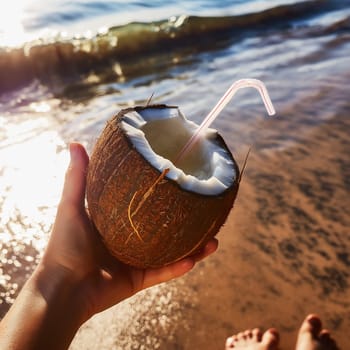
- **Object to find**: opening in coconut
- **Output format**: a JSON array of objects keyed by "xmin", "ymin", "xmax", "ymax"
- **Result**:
[{"xmin": 121, "ymin": 106, "xmax": 237, "ymax": 195}]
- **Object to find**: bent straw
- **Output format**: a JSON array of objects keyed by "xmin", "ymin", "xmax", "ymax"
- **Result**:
[{"xmin": 174, "ymin": 78, "xmax": 275, "ymax": 164}]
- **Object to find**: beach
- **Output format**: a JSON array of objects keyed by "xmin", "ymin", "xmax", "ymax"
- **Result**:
[
  {"xmin": 70, "ymin": 74, "xmax": 350, "ymax": 350},
  {"xmin": 0, "ymin": 0, "xmax": 349, "ymax": 349}
]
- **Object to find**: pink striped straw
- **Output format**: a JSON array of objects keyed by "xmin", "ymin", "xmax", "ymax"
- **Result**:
[{"xmin": 174, "ymin": 78, "xmax": 275, "ymax": 165}]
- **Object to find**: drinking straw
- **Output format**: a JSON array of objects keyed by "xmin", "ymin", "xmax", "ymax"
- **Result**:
[{"xmin": 174, "ymin": 78, "xmax": 275, "ymax": 164}]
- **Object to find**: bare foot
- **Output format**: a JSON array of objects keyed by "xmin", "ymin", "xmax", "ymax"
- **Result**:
[
  {"xmin": 225, "ymin": 328, "xmax": 279, "ymax": 350},
  {"xmin": 295, "ymin": 314, "xmax": 339, "ymax": 350}
]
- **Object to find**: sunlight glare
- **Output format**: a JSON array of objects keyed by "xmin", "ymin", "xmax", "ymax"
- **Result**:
[
  {"xmin": 0, "ymin": 117, "xmax": 69, "ymax": 251},
  {"xmin": 30, "ymin": 102, "xmax": 51, "ymax": 113},
  {"xmin": 0, "ymin": 0, "xmax": 30, "ymax": 47}
]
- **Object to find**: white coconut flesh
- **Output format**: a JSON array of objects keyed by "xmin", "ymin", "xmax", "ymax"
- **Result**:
[{"xmin": 121, "ymin": 106, "xmax": 237, "ymax": 195}]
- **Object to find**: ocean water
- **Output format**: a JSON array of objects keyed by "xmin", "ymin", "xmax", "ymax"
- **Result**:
[
  {"xmin": 0, "ymin": 0, "xmax": 306, "ymax": 47},
  {"xmin": 0, "ymin": 1, "xmax": 350, "ymax": 349}
]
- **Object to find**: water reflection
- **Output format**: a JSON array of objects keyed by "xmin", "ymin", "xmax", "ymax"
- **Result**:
[
  {"xmin": 0, "ymin": 3, "xmax": 349, "ymax": 346},
  {"xmin": 0, "ymin": 119, "xmax": 68, "ymax": 249},
  {"xmin": 0, "ymin": 113, "xmax": 68, "ymax": 316}
]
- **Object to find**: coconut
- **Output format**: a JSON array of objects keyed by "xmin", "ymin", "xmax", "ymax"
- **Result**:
[{"xmin": 86, "ymin": 104, "xmax": 240, "ymax": 268}]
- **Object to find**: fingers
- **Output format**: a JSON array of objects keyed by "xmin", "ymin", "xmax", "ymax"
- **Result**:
[
  {"xmin": 140, "ymin": 239, "xmax": 218, "ymax": 290},
  {"xmin": 192, "ymin": 238, "xmax": 218, "ymax": 262},
  {"xmin": 61, "ymin": 143, "xmax": 89, "ymax": 209},
  {"xmin": 141, "ymin": 258, "xmax": 195, "ymax": 290}
]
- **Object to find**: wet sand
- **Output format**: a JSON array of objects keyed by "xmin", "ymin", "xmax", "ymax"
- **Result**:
[
  {"xmin": 1, "ymin": 8, "xmax": 349, "ymax": 348},
  {"xmin": 1, "ymin": 76, "xmax": 349, "ymax": 350},
  {"xmin": 0, "ymin": 95, "xmax": 348, "ymax": 349},
  {"xmin": 70, "ymin": 98, "xmax": 350, "ymax": 349}
]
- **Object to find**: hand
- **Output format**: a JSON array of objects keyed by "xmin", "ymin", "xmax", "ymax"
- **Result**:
[
  {"xmin": 0, "ymin": 142, "xmax": 218, "ymax": 350},
  {"xmin": 42, "ymin": 143, "xmax": 218, "ymax": 322}
]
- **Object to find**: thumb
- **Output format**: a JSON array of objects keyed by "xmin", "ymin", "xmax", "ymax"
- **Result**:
[{"xmin": 61, "ymin": 143, "xmax": 89, "ymax": 209}]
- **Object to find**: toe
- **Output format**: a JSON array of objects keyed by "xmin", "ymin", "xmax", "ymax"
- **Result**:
[
  {"xmin": 319, "ymin": 330, "xmax": 339, "ymax": 348},
  {"xmin": 261, "ymin": 328, "xmax": 279, "ymax": 349},
  {"xmin": 300, "ymin": 314, "xmax": 322, "ymax": 338},
  {"xmin": 243, "ymin": 329, "xmax": 253, "ymax": 339},
  {"xmin": 319, "ymin": 329, "xmax": 331, "ymax": 340},
  {"xmin": 244, "ymin": 329, "xmax": 252, "ymax": 337},
  {"xmin": 237, "ymin": 331, "xmax": 246, "ymax": 341},
  {"xmin": 225, "ymin": 336, "xmax": 235, "ymax": 349},
  {"xmin": 252, "ymin": 328, "xmax": 262, "ymax": 341},
  {"xmin": 244, "ymin": 329, "xmax": 253, "ymax": 343}
]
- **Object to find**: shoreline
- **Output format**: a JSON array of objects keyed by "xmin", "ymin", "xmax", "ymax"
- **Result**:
[{"xmin": 70, "ymin": 107, "xmax": 350, "ymax": 349}]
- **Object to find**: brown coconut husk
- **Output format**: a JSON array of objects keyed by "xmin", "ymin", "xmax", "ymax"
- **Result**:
[{"xmin": 86, "ymin": 104, "xmax": 240, "ymax": 268}]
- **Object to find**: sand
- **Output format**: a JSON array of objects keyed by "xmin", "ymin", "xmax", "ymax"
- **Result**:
[
  {"xmin": 70, "ymin": 103, "xmax": 350, "ymax": 349},
  {"xmin": 1, "ymin": 18, "xmax": 349, "ymax": 349}
]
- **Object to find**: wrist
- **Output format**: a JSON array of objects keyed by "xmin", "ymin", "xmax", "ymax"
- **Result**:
[
  {"xmin": 0, "ymin": 262, "xmax": 88, "ymax": 350},
  {"xmin": 30, "ymin": 261, "xmax": 89, "ymax": 326}
]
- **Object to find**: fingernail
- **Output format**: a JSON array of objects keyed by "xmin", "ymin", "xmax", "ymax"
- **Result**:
[
  {"xmin": 181, "ymin": 259, "xmax": 194, "ymax": 272},
  {"xmin": 206, "ymin": 239, "xmax": 218, "ymax": 254},
  {"xmin": 69, "ymin": 143, "xmax": 80, "ymax": 163}
]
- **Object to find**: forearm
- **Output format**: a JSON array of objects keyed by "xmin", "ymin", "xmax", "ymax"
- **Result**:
[{"xmin": 0, "ymin": 263, "xmax": 86, "ymax": 350}]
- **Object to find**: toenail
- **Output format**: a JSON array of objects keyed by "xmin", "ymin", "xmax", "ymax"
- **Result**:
[
  {"xmin": 226, "ymin": 337, "xmax": 234, "ymax": 347},
  {"xmin": 244, "ymin": 330, "xmax": 252, "ymax": 337},
  {"xmin": 319, "ymin": 330, "xmax": 331, "ymax": 339},
  {"xmin": 307, "ymin": 315, "xmax": 322, "ymax": 329},
  {"xmin": 306, "ymin": 314, "xmax": 318, "ymax": 321},
  {"xmin": 253, "ymin": 328, "xmax": 262, "ymax": 340},
  {"xmin": 268, "ymin": 329, "xmax": 280, "ymax": 342}
]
